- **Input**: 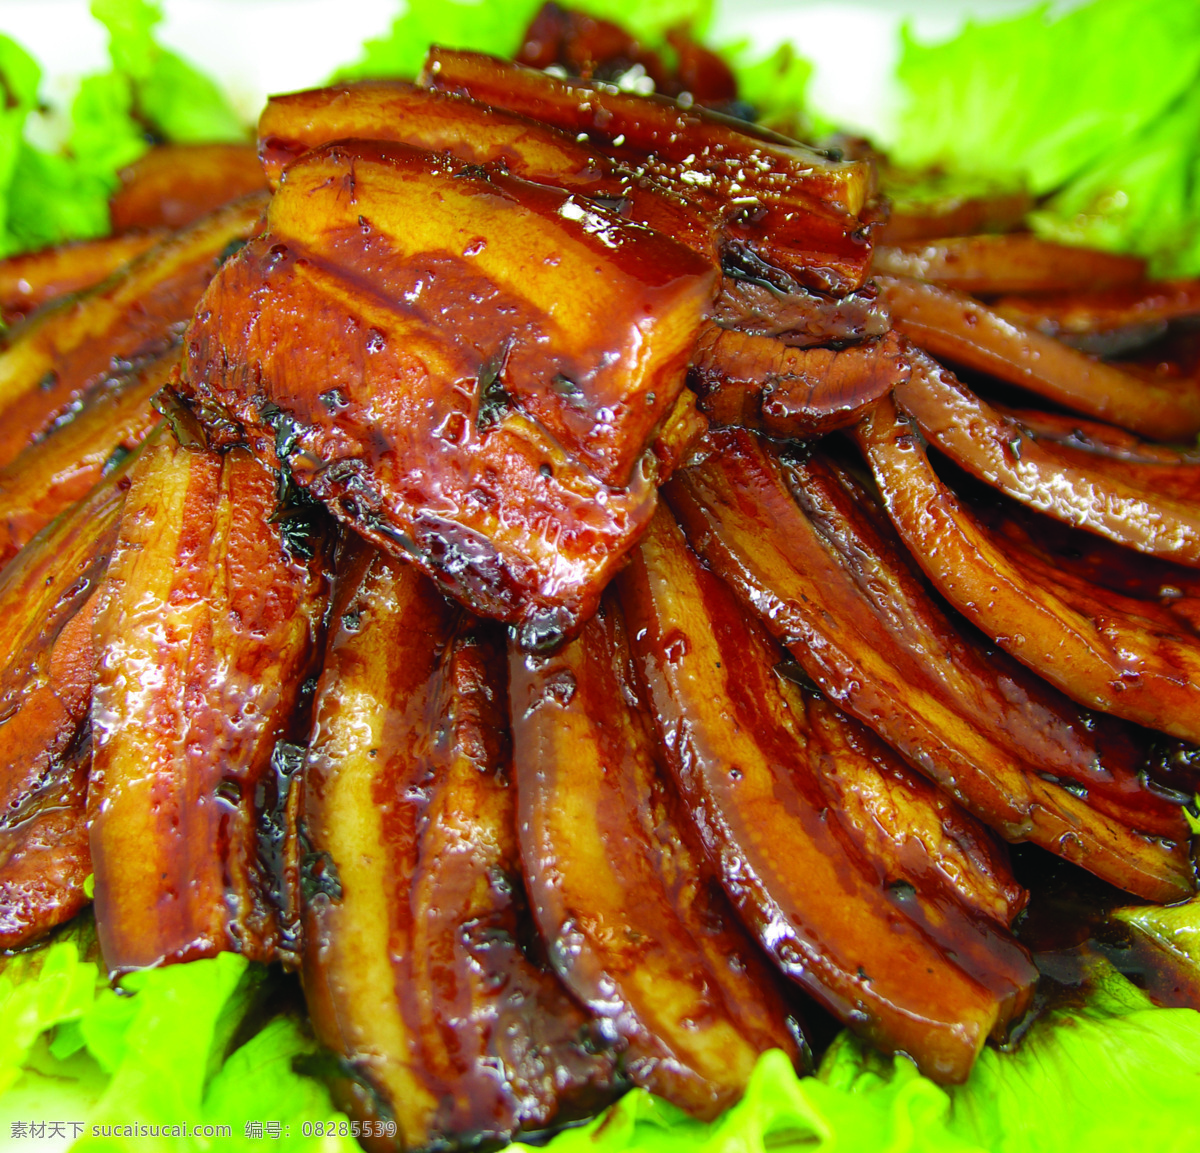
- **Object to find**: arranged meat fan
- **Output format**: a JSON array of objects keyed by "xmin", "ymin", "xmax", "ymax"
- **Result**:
[{"xmin": 4, "ymin": 5, "xmax": 1200, "ymax": 1150}]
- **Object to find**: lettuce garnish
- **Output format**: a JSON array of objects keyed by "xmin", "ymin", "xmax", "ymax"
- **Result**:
[
  {"xmin": 0, "ymin": 0, "xmax": 244, "ymax": 256},
  {"xmin": 891, "ymin": 0, "xmax": 1200, "ymax": 274},
  {"xmin": 0, "ymin": 921, "xmax": 357, "ymax": 1151},
  {"xmin": 90, "ymin": 0, "xmax": 243, "ymax": 144},
  {"xmin": 9, "ymin": 926, "xmax": 1200, "ymax": 1153},
  {"xmin": 4, "ymin": 1, "xmax": 1200, "ymax": 1151},
  {"xmin": 506, "ymin": 956, "xmax": 1200, "ymax": 1153}
]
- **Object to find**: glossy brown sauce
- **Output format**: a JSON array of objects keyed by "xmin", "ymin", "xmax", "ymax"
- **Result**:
[
  {"xmin": 258, "ymin": 82, "xmax": 719, "ymax": 265},
  {"xmin": 894, "ymin": 347, "xmax": 1200, "ymax": 566},
  {"xmin": 0, "ymin": 195, "xmax": 266, "ymax": 472},
  {"xmin": 691, "ymin": 327, "xmax": 907, "ymax": 437},
  {"xmin": 618, "ymin": 505, "xmax": 1036, "ymax": 1081},
  {"xmin": 1007, "ymin": 843, "xmax": 1200, "ymax": 1019},
  {"xmin": 181, "ymin": 142, "xmax": 713, "ymax": 646},
  {"xmin": 89, "ymin": 436, "xmax": 332, "ymax": 973},
  {"xmin": 0, "ymin": 232, "xmax": 166, "ymax": 326},
  {"xmin": 0, "ymin": 350, "xmax": 176, "ymax": 567},
  {"xmin": 5, "ymin": 13, "xmax": 1200, "ymax": 1143},
  {"xmin": 882, "ymin": 276, "xmax": 1200, "ymax": 443},
  {"xmin": 509, "ymin": 593, "xmax": 803, "ymax": 1116},
  {"xmin": 423, "ymin": 48, "xmax": 874, "ymax": 295},
  {"xmin": 515, "ymin": 1, "xmax": 740, "ymax": 110},
  {"xmin": 664, "ymin": 427, "xmax": 1193, "ymax": 902},
  {"xmin": 301, "ymin": 545, "xmax": 624, "ymax": 1148},
  {"xmin": 857, "ymin": 393, "xmax": 1200, "ymax": 752}
]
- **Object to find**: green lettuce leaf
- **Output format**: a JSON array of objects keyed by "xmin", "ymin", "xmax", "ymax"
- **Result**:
[
  {"xmin": 951, "ymin": 960, "xmax": 1200, "ymax": 1152},
  {"xmin": 0, "ymin": 34, "xmax": 42, "ymax": 251},
  {"xmin": 811, "ymin": 958, "xmax": 1200, "ymax": 1153},
  {"xmin": 1114, "ymin": 893, "xmax": 1200, "ymax": 982},
  {"xmin": 0, "ymin": 0, "xmax": 245, "ymax": 257},
  {"xmin": 500, "ymin": 1046, "xmax": 980, "ymax": 1153},
  {"xmin": 504, "ymin": 955, "xmax": 1200, "ymax": 1153},
  {"xmin": 91, "ymin": 0, "xmax": 245, "ymax": 144},
  {"xmin": 892, "ymin": 0, "xmax": 1200, "ymax": 191},
  {"xmin": 718, "ymin": 39, "xmax": 812, "ymax": 134},
  {"xmin": 0, "ymin": 924, "xmax": 359, "ymax": 1151},
  {"xmin": 891, "ymin": 0, "xmax": 1200, "ymax": 274},
  {"xmin": 1028, "ymin": 80, "xmax": 1200, "ymax": 276},
  {"xmin": 336, "ymin": 0, "xmax": 545, "ymax": 81},
  {"xmin": 9, "ymin": 926, "xmax": 1200, "ymax": 1153},
  {"xmin": 337, "ymin": 0, "xmax": 716, "ymax": 82},
  {"xmin": 0, "ymin": 920, "xmax": 106, "ymax": 1098}
]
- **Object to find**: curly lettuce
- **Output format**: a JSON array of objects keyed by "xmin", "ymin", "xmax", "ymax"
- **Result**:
[
  {"xmin": 891, "ymin": 0, "xmax": 1200, "ymax": 274},
  {"xmin": 3, "ymin": 3, "xmax": 1200, "ymax": 1152},
  {"xmin": 0, "ymin": 921, "xmax": 357, "ymax": 1152},
  {"xmin": 509, "ymin": 956, "xmax": 1200, "ymax": 1153},
  {"xmin": 8, "ymin": 924, "xmax": 1200, "ymax": 1153},
  {"xmin": 0, "ymin": 0, "xmax": 244, "ymax": 256}
]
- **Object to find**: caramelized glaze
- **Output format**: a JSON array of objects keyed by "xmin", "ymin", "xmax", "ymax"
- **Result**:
[
  {"xmin": 665, "ymin": 428, "xmax": 1194, "ymax": 902},
  {"xmin": 0, "ymin": 15, "xmax": 1197, "ymax": 1124},
  {"xmin": 0, "ymin": 348, "xmax": 174, "ymax": 566},
  {"xmin": 690, "ymin": 326, "xmax": 907, "ymax": 436},
  {"xmin": 0, "ymin": 232, "xmax": 166, "ymax": 326},
  {"xmin": 995, "ymin": 277, "xmax": 1200, "ymax": 338},
  {"xmin": 301, "ymin": 541, "xmax": 621, "ymax": 1149},
  {"xmin": 258, "ymin": 81, "xmax": 719, "ymax": 265},
  {"xmin": 423, "ymin": 48, "xmax": 874, "ymax": 295},
  {"xmin": 89, "ymin": 432, "xmax": 332, "ymax": 972},
  {"xmin": 858, "ymin": 394, "xmax": 1200, "ymax": 741},
  {"xmin": 895, "ymin": 348, "xmax": 1200, "ymax": 565},
  {"xmin": 509, "ymin": 591, "xmax": 805, "ymax": 1114},
  {"xmin": 617, "ymin": 506, "xmax": 1036, "ymax": 1082},
  {"xmin": 874, "ymin": 235, "xmax": 1145, "ymax": 296},
  {"xmin": 881, "ymin": 275, "xmax": 1200, "ymax": 442},
  {"xmin": 0, "ymin": 444, "xmax": 141, "ymax": 947},
  {"xmin": 181, "ymin": 142, "xmax": 713, "ymax": 645},
  {"xmin": 0, "ymin": 195, "xmax": 266, "ymax": 471}
]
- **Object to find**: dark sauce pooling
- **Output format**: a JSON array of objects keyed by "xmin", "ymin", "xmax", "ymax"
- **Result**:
[{"xmin": 1008, "ymin": 843, "xmax": 1200, "ymax": 1034}]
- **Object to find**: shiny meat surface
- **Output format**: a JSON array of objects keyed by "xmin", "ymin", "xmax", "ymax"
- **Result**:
[
  {"xmin": 0, "ymin": 348, "xmax": 174, "ymax": 567},
  {"xmin": 509, "ymin": 592, "xmax": 804, "ymax": 1116},
  {"xmin": 690, "ymin": 326, "xmax": 908, "ymax": 436},
  {"xmin": 301, "ymin": 542, "xmax": 622, "ymax": 1149},
  {"xmin": 180, "ymin": 141, "xmax": 715, "ymax": 646},
  {"xmin": 110, "ymin": 144, "xmax": 268, "ymax": 233},
  {"xmin": 666, "ymin": 428, "xmax": 1194, "ymax": 903},
  {"xmin": 0, "ymin": 449, "xmax": 135, "ymax": 947},
  {"xmin": 3, "ymin": 14, "xmax": 1200, "ymax": 1127},
  {"xmin": 89, "ymin": 432, "xmax": 332, "ymax": 973},
  {"xmin": 857, "ymin": 394, "xmax": 1200, "ymax": 741},
  {"xmin": 423, "ymin": 48, "xmax": 875, "ymax": 295},
  {"xmin": 617, "ymin": 506, "xmax": 1035, "ymax": 1082},
  {"xmin": 881, "ymin": 275, "xmax": 1200, "ymax": 442},
  {"xmin": 0, "ymin": 194, "xmax": 266, "ymax": 471},
  {"xmin": 894, "ymin": 349, "xmax": 1200, "ymax": 565},
  {"xmin": 873, "ymin": 235, "xmax": 1146, "ymax": 295},
  {"xmin": 0, "ymin": 232, "xmax": 165, "ymax": 326},
  {"xmin": 258, "ymin": 81, "xmax": 719, "ymax": 265}
]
